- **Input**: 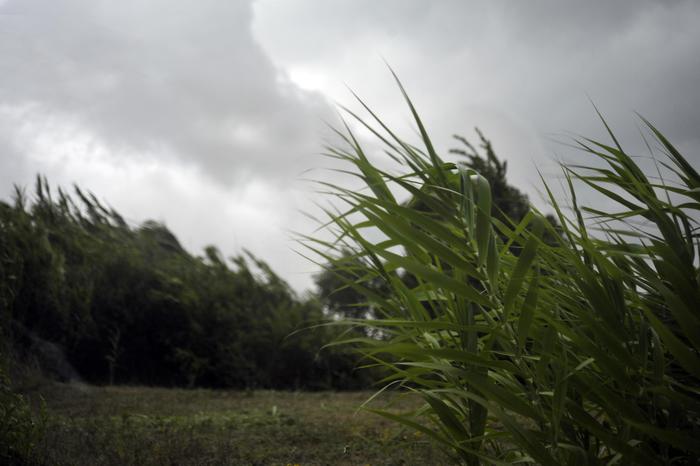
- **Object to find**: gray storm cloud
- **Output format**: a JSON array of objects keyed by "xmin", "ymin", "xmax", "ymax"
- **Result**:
[
  {"xmin": 0, "ymin": 0, "xmax": 334, "ymax": 184},
  {"xmin": 254, "ymin": 0, "xmax": 700, "ymax": 184}
]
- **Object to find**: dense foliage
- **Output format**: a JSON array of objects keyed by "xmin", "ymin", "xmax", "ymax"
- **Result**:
[
  {"xmin": 0, "ymin": 177, "xmax": 368, "ymax": 390},
  {"xmin": 0, "ymin": 362, "xmax": 45, "ymax": 465},
  {"xmin": 313, "ymin": 77, "xmax": 700, "ymax": 465}
]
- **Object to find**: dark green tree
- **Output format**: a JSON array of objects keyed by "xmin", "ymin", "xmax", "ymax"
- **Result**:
[
  {"xmin": 314, "ymin": 250, "xmax": 380, "ymax": 320},
  {"xmin": 450, "ymin": 129, "xmax": 530, "ymax": 224},
  {"xmin": 1, "ymin": 177, "xmax": 371, "ymax": 390}
]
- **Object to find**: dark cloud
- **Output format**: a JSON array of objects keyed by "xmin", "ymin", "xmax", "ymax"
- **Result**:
[
  {"xmin": 0, "ymin": 0, "xmax": 334, "ymax": 184},
  {"xmin": 254, "ymin": 0, "xmax": 700, "ymax": 198}
]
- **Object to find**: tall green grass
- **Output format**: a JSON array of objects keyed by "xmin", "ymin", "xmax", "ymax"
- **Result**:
[{"xmin": 307, "ymin": 77, "xmax": 699, "ymax": 465}]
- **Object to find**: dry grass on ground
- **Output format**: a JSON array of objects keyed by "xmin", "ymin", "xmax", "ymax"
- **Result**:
[{"xmin": 23, "ymin": 383, "xmax": 454, "ymax": 465}]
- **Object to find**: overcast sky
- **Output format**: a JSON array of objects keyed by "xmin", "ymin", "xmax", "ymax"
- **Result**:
[{"xmin": 1, "ymin": 0, "xmax": 699, "ymax": 292}]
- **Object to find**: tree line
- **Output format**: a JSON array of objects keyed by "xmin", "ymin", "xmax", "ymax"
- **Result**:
[{"xmin": 0, "ymin": 177, "xmax": 373, "ymax": 390}]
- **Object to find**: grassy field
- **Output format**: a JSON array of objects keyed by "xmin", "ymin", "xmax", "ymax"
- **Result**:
[{"xmin": 22, "ymin": 382, "xmax": 453, "ymax": 465}]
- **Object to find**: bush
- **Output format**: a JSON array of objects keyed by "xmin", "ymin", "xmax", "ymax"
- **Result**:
[{"xmin": 0, "ymin": 359, "xmax": 45, "ymax": 465}]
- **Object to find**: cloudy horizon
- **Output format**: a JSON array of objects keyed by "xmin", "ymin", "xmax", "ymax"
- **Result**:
[{"xmin": 2, "ymin": 0, "xmax": 699, "ymax": 292}]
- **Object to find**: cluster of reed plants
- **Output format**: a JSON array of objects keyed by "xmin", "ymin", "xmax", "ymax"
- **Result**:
[{"xmin": 308, "ymin": 77, "xmax": 699, "ymax": 465}]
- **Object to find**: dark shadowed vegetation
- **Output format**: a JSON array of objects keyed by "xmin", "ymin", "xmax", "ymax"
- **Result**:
[{"xmin": 0, "ymin": 177, "xmax": 372, "ymax": 392}]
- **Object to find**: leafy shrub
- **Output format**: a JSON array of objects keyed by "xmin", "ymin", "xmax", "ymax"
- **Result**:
[{"xmin": 0, "ymin": 360, "xmax": 45, "ymax": 465}]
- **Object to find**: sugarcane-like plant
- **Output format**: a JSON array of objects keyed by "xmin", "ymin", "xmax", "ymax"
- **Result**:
[{"xmin": 306, "ymin": 75, "xmax": 700, "ymax": 465}]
